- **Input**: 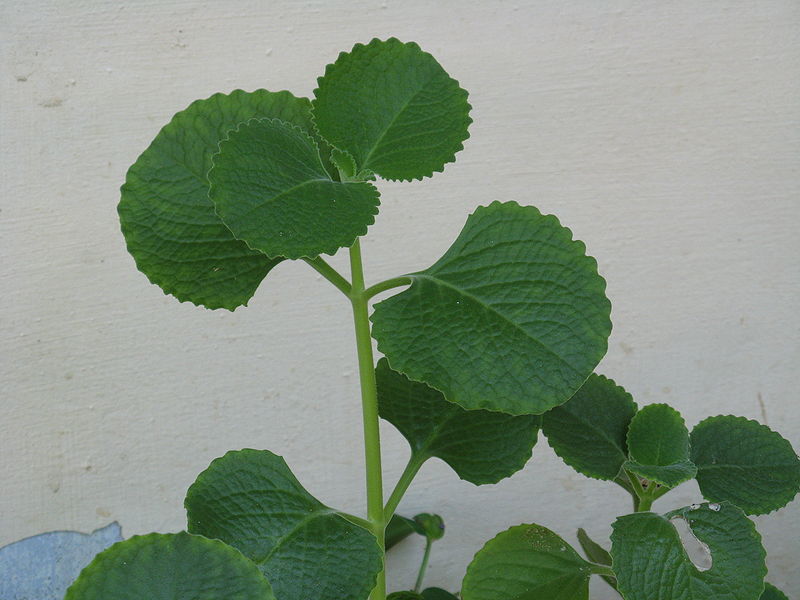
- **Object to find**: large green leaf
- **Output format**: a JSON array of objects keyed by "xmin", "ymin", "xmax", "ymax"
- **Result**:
[
  {"xmin": 208, "ymin": 118, "xmax": 380, "ymax": 259},
  {"xmin": 542, "ymin": 373, "xmax": 636, "ymax": 480},
  {"xmin": 312, "ymin": 37, "xmax": 471, "ymax": 181},
  {"xmin": 376, "ymin": 358, "xmax": 539, "ymax": 484},
  {"xmin": 372, "ymin": 202, "xmax": 611, "ymax": 416},
  {"xmin": 119, "ymin": 90, "xmax": 320, "ymax": 310},
  {"xmin": 690, "ymin": 416, "xmax": 800, "ymax": 515},
  {"xmin": 185, "ymin": 449, "xmax": 382, "ymax": 600},
  {"xmin": 65, "ymin": 532, "xmax": 275, "ymax": 600},
  {"xmin": 462, "ymin": 524, "xmax": 592, "ymax": 600},
  {"xmin": 624, "ymin": 403, "xmax": 697, "ymax": 488},
  {"xmin": 610, "ymin": 502, "xmax": 766, "ymax": 600}
]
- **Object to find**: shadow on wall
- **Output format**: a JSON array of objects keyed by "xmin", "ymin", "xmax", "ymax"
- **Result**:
[{"xmin": 0, "ymin": 523, "xmax": 122, "ymax": 600}]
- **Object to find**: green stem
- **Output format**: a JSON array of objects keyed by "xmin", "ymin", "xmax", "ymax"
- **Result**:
[
  {"xmin": 304, "ymin": 256, "xmax": 352, "ymax": 297},
  {"xmin": 349, "ymin": 239, "xmax": 386, "ymax": 600},
  {"xmin": 364, "ymin": 276, "xmax": 412, "ymax": 300},
  {"xmin": 638, "ymin": 494, "xmax": 654, "ymax": 512},
  {"xmin": 384, "ymin": 454, "xmax": 426, "ymax": 520},
  {"xmin": 413, "ymin": 538, "xmax": 433, "ymax": 593},
  {"xmin": 589, "ymin": 563, "xmax": 616, "ymax": 578}
]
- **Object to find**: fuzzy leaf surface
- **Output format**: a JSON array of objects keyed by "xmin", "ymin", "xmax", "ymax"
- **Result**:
[
  {"xmin": 312, "ymin": 37, "xmax": 471, "ymax": 181},
  {"xmin": 610, "ymin": 502, "xmax": 766, "ymax": 600},
  {"xmin": 185, "ymin": 449, "xmax": 382, "ymax": 600},
  {"xmin": 542, "ymin": 374, "xmax": 636, "ymax": 480},
  {"xmin": 119, "ymin": 90, "xmax": 319, "ymax": 309},
  {"xmin": 372, "ymin": 202, "xmax": 611, "ymax": 416},
  {"xmin": 376, "ymin": 358, "xmax": 539, "ymax": 483},
  {"xmin": 690, "ymin": 416, "xmax": 800, "ymax": 515},
  {"xmin": 462, "ymin": 524, "xmax": 591, "ymax": 600},
  {"xmin": 208, "ymin": 118, "xmax": 379, "ymax": 259},
  {"xmin": 624, "ymin": 403, "xmax": 697, "ymax": 488},
  {"xmin": 64, "ymin": 532, "xmax": 274, "ymax": 600}
]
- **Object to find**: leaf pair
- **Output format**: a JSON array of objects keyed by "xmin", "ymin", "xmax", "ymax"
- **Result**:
[
  {"xmin": 66, "ymin": 450, "xmax": 382, "ymax": 600},
  {"xmin": 542, "ymin": 374, "xmax": 800, "ymax": 513},
  {"xmin": 462, "ymin": 502, "xmax": 773, "ymax": 600},
  {"xmin": 119, "ymin": 38, "xmax": 471, "ymax": 310}
]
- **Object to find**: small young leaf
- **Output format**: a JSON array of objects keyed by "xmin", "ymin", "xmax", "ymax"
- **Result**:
[
  {"xmin": 690, "ymin": 415, "xmax": 800, "ymax": 515},
  {"xmin": 376, "ymin": 358, "xmax": 539, "ymax": 484},
  {"xmin": 313, "ymin": 38, "xmax": 471, "ymax": 181},
  {"xmin": 610, "ymin": 502, "xmax": 767, "ymax": 600},
  {"xmin": 576, "ymin": 528, "xmax": 617, "ymax": 591},
  {"xmin": 421, "ymin": 588, "xmax": 459, "ymax": 600},
  {"xmin": 624, "ymin": 403, "xmax": 697, "ymax": 488},
  {"xmin": 760, "ymin": 583, "xmax": 789, "ymax": 600},
  {"xmin": 385, "ymin": 514, "xmax": 421, "ymax": 550},
  {"xmin": 414, "ymin": 513, "xmax": 445, "ymax": 541},
  {"xmin": 542, "ymin": 373, "xmax": 637, "ymax": 480},
  {"xmin": 372, "ymin": 202, "xmax": 612, "ymax": 416},
  {"xmin": 64, "ymin": 532, "xmax": 275, "ymax": 600},
  {"xmin": 119, "ymin": 90, "xmax": 318, "ymax": 310},
  {"xmin": 462, "ymin": 524, "xmax": 592, "ymax": 600},
  {"xmin": 208, "ymin": 118, "xmax": 380, "ymax": 259},
  {"xmin": 185, "ymin": 449, "xmax": 382, "ymax": 600}
]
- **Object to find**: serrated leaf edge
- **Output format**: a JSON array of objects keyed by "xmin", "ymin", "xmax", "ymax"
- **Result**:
[
  {"xmin": 207, "ymin": 117, "xmax": 381, "ymax": 260},
  {"xmin": 311, "ymin": 37, "xmax": 472, "ymax": 182}
]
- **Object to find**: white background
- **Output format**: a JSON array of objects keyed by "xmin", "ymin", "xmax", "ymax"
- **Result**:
[{"xmin": 2, "ymin": 1, "xmax": 798, "ymax": 597}]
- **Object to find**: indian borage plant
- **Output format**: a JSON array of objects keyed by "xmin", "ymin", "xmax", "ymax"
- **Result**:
[{"xmin": 62, "ymin": 38, "xmax": 799, "ymax": 600}]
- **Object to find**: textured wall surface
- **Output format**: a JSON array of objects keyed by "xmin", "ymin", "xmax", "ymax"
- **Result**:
[{"xmin": 2, "ymin": 1, "xmax": 798, "ymax": 597}]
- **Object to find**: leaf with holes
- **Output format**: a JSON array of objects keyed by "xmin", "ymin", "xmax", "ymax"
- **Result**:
[
  {"xmin": 376, "ymin": 358, "xmax": 539, "ymax": 484},
  {"xmin": 208, "ymin": 118, "xmax": 380, "ymax": 259},
  {"xmin": 372, "ymin": 202, "xmax": 611, "ymax": 416},
  {"xmin": 542, "ymin": 374, "xmax": 637, "ymax": 480},
  {"xmin": 119, "ymin": 90, "xmax": 325, "ymax": 310},
  {"xmin": 462, "ymin": 524, "xmax": 593, "ymax": 600},
  {"xmin": 312, "ymin": 37, "xmax": 471, "ymax": 181},
  {"xmin": 65, "ymin": 532, "xmax": 275, "ymax": 600},
  {"xmin": 610, "ymin": 502, "xmax": 766, "ymax": 600},
  {"xmin": 690, "ymin": 416, "xmax": 800, "ymax": 515},
  {"xmin": 185, "ymin": 449, "xmax": 382, "ymax": 600},
  {"xmin": 624, "ymin": 403, "xmax": 697, "ymax": 488}
]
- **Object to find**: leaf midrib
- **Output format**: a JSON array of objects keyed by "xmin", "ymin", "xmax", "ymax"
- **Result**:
[
  {"xmin": 413, "ymin": 274, "xmax": 575, "ymax": 373},
  {"xmin": 255, "ymin": 507, "xmax": 335, "ymax": 566}
]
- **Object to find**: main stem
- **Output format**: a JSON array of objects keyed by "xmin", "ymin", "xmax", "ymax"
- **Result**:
[{"xmin": 349, "ymin": 239, "xmax": 386, "ymax": 600}]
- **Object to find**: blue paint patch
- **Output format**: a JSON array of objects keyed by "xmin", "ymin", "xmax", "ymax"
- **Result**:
[{"xmin": 0, "ymin": 522, "xmax": 123, "ymax": 600}]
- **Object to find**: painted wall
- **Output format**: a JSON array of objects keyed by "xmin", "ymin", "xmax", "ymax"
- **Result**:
[{"xmin": 2, "ymin": 1, "xmax": 798, "ymax": 596}]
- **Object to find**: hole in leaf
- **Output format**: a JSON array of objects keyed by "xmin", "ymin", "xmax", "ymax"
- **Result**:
[{"xmin": 669, "ymin": 517, "xmax": 712, "ymax": 571}]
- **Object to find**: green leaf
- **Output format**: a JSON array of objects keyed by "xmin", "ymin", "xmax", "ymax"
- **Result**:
[
  {"xmin": 372, "ymin": 202, "xmax": 611, "ymax": 416},
  {"xmin": 385, "ymin": 514, "xmax": 421, "ymax": 550},
  {"xmin": 690, "ymin": 415, "xmax": 800, "ymax": 515},
  {"xmin": 376, "ymin": 358, "xmax": 539, "ymax": 483},
  {"xmin": 610, "ymin": 502, "xmax": 767, "ymax": 600},
  {"xmin": 542, "ymin": 373, "xmax": 637, "ymax": 480},
  {"xmin": 624, "ymin": 403, "xmax": 697, "ymax": 488},
  {"xmin": 312, "ymin": 37, "xmax": 471, "ymax": 181},
  {"xmin": 421, "ymin": 588, "xmax": 459, "ymax": 600},
  {"xmin": 185, "ymin": 449, "xmax": 382, "ymax": 600},
  {"xmin": 576, "ymin": 528, "xmax": 617, "ymax": 591},
  {"xmin": 388, "ymin": 593, "xmax": 424, "ymax": 600},
  {"xmin": 65, "ymin": 532, "xmax": 274, "ymax": 600},
  {"xmin": 119, "ymin": 89, "xmax": 320, "ymax": 310},
  {"xmin": 208, "ymin": 118, "xmax": 380, "ymax": 259},
  {"xmin": 760, "ymin": 583, "xmax": 789, "ymax": 600},
  {"xmin": 462, "ymin": 524, "xmax": 592, "ymax": 600}
]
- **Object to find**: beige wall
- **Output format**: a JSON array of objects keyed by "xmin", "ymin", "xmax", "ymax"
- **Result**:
[{"xmin": 2, "ymin": 1, "xmax": 798, "ymax": 596}]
